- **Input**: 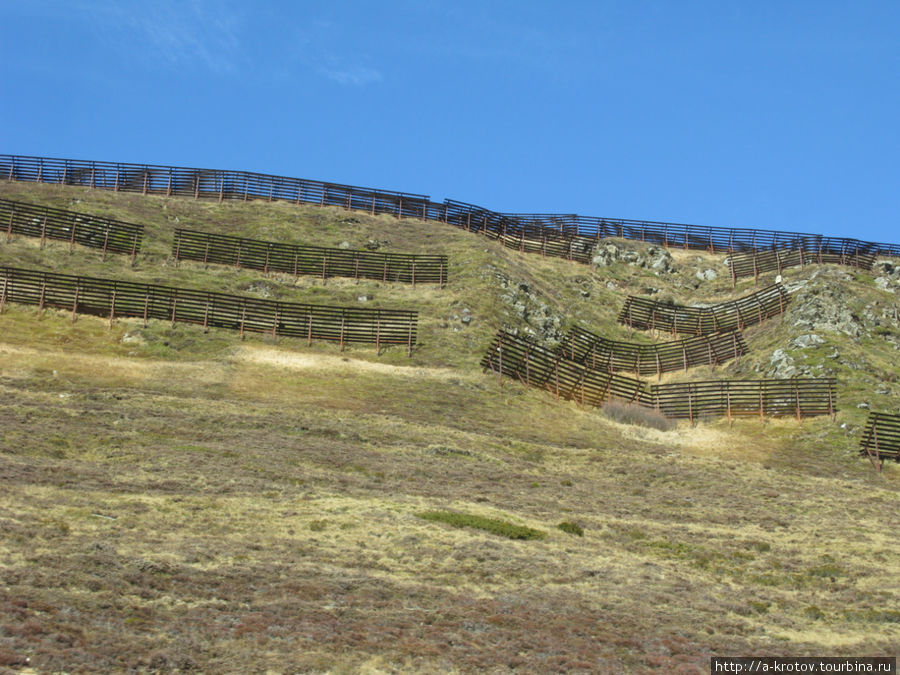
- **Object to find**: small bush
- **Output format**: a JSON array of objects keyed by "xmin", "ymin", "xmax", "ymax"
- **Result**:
[
  {"xmin": 309, "ymin": 520, "xmax": 328, "ymax": 532},
  {"xmin": 417, "ymin": 510, "xmax": 546, "ymax": 540},
  {"xmin": 557, "ymin": 521, "xmax": 584, "ymax": 537},
  {"xmin": 601, "ymin": 399, "xmax": 676, "ymax": 431}
]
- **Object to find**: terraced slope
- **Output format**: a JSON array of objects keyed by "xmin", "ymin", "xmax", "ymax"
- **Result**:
[{"xmin": 0, "ymin": 180, "xmax": 897, "ymax": 672}]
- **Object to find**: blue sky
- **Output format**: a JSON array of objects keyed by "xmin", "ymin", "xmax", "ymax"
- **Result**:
[{"xmin": 1, "ymin": 1, "xmax": 898, "ymax": 242}]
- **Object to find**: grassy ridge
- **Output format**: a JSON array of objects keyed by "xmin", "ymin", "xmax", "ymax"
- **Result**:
[{"xmin": 0, "ymin": 180, "xmax": 897, "ymax": 672}]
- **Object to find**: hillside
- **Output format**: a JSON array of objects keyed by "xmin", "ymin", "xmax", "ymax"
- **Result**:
[{"xmin": 0, "ymin": 181, "xmax": 898, "ymax": 673}]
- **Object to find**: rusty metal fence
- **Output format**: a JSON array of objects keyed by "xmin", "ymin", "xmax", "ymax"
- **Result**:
[
  {"xmin": 481, "ymin": 331, "xmax": 836, "ymax": 422},
  {"xmin": 172, "ymin": 229, "xmax": 447, "ymax": 286},
  {"xmin": 559, "ymin": 325, "xmax": 747, "ymax": 377},
  {"xmin": 617, "ymin": 284, "xmax": 790, "ymax": 336},
  {"xmin": 859, "ymin": 412, "xmax": 900, "ymax": 471},
  {"xmin": 729, "ymin": 247, "xmax": 876, "ymax": 285},
  {"xmin": 0, "ymin": 266, "xmax": 417, "ymax": 354},
  {"xmin": 1, "ymin": 197, "xmax": 142, "ymax": 260},
  {"xmin": 4, "ymin": 154, "xmax": 898, "ymax": 267}
]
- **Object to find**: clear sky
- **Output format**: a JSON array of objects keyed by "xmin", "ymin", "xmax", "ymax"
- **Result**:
[{"xmin": 1, "ymin": 1, "xmax": 898, "ymax": 242}]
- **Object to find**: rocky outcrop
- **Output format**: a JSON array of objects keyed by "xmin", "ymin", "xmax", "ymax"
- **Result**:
[
  {"xmin": 785, "ymin": 272, "xmax": 864, "ymax": 337},
  {"xmin": 492, "ymin": 271, "xmax": 564, "ymax": 344},
  {"xmin": 592, "ymin": 243, "xmax": 674, "ymax": 275}
]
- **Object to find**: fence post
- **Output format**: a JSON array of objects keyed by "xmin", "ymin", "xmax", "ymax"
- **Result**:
[
  {"xmin": 167, "ymin": 168, "xmax": 173, "ymax": 197},
  {"xmin": 0, "ymin": 276, "xmax": 8, "ymax": 314},
  {"xmin": 6, "ymin": 207, "xmax": 13, "ymax": 242},
  {"xmin": 873, "ymin": 424, "xmax": 882, "ymax": 471},
  {"xmin": 411, "ymin": 260, "xmax": 416, "ymax": 287},
  {"xmin": 102, "ymin": 228, "xmax": 109, "ymax": 261},
  {"xmin": 264, "ymin": 246, "xmax": 270, "ymax": 274},
  {"xmin": 307, "ymin": 311, "xmax": 312, "ymax": 345},
  {"xmin": 130, "ymin": 232, "xmax": 138, "ymax": 265},
  {"xmin": 339, "ymin": 315, "xmax": 345, "ymax": 352},
  {"xmin": 38, "ymin": 281, "xmax": 46, "ymax": 316},
  {"xmin": 71, "ymin": 284, "xmax": 79, "ymax": 322},
  {"xmin": 407, "ymin": 318, "xmax": 413, "ymax": 357},
  {"xmin": 688, "ymin": 388, "xmax": 693, "ymax": 426},
  {"xmin": 828, "ymin": 383, "xmax": 835, "ymax": 421},
  {"xmin": 108, "ymin": 291, "xmax": 116, "ymax": 327},
  {"xmin": 203, "ymin": 299, "xmax": 210, "ymax": 331},
  {"xmin": 375, "ymin": 315, "xmax": 381, "ymax": 356},
  {"xmin": 170, "ymin": 296, "xmax": 178, "ymax": 327},
  {"xmin": 759, "ymin": 387, "xmax": 765, "ymax": 422},
  {"xmin": 795, "ymin": 381, "xmax": 801, "ymax": 422},
  {"xmin": 204, "ymin": 240, "xmax": 211, "ymax": 265},
  {"xmin": 726, "ymin": 386, "xmax": 732, "ymax": 426},
  {"xmin": 240, "ymin": 305, "xmax": 247, "ymax": 338},
  {"xmin": 272, "ymin": 309, "xmax": 279, "ymax": 340},
  {"xmin": 40, "ymin": 215, "xmax": 47, "ymax": 249},
  {"xmin": 174, "ymin": 232, "xmax": 182, "ymax": 266},
  {"xmin": 293, "ymin": 251, "xmax": 299, "ymax": 281},
  {"xmin": 143, "ymin": 292, "xmax": 149, "ymax": 327}
]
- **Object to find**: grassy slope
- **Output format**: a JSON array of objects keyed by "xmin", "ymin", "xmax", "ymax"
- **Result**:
[{"xmin": 0, "ymin": 182, "xmax": 897, "ymax": 673}]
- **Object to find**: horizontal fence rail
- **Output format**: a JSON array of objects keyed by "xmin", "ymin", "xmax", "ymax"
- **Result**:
[
  {"xmin": 480, "ymin": 331, "xmax": 651, "ymax": 407},
  {"xmin": 4, "ymin": 154, "xmax": 899, "ymax": 268},
  {"xmin": 559, "ymin": 325, "xmax": 747, "ymax": 377},
  {"xmin": 729, "ymin": 247, "xmax": 877, "ymax": 284},
  {"xmin": 859, "ymin": 412, "xmax": 900, "ymax": 471},
  {"xmin": 0, "ymin": 266, "xmax": 417, "ymax": 354},
  {"xmin": 172, "ymin": 229, "xmax": 447, "ymax": 286},
  {"xmin": 481, "ymin": 331, "xmax": 835, "ymax": 422},
  {"xmin": 1, "ymin": 154, "xmax": 433, "ymax": 220},
  {"xmin": 0, "ymin": 197, "xmax": 142, "ymax": 260},
  {"xmin": 618, "ymin": 284, "xmax": 790, "ymax": 336},
  {"xmin": 650, "ymin": 379, "xmax": 836, "ymax": 422}
]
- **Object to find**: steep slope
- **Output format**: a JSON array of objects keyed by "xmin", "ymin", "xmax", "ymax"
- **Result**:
[{"xmin": 0, "ymin": 181, "xmax": 897, "ymax": 672}]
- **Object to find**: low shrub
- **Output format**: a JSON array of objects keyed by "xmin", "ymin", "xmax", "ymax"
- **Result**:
[
  {"xmin": 601, "ymin": 399, "xmax": 676, "ymax": 431},
  {"xmin": 417, "ymin": 510, "xmax": 546, "ymax": 540},
  {"xmin": 557, "ymin": 521, "xmax": 584, "ymax": 537}
]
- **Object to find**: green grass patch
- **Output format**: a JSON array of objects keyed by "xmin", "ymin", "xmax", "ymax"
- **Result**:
[
  {"xmin": 417, "ymin": 510, "xmax": 546, "ymax": 540},
  {"xmin": 557, "ymin": 521, "xmax": 584, "ymax": 537}
]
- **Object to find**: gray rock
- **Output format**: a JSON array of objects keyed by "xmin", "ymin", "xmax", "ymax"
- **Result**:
[
  {"xmin": 857, "ymin": 402, "xmax": 870, "ymax": 409},
  {"xmin": 357, "ymin": 294, "xmax": 372, "ymax": 302},
  {"xmin": 591, "ymin": 242, "xmax": 673, "ymax": 274},
  {"xmin": 790, "ymin": 334, "xmax": 825, "ymax": 349},
  {"xmin": 875, "ymin": 277, "xmax": 895, "ymax": 293},
  {"xmin": 767, "ymin": 349, "xmax": 799, "ymax": 378},
  {"xmin": 787, "ymin": 276, "xmax": 863, "ymax": 337},
  {"xmin": 338, "ymin": 241, "xmax": 351, "ymax": 249},
  {"xmin": 695, "ymin": 268, "xmax": 718, "ymax": 281}
]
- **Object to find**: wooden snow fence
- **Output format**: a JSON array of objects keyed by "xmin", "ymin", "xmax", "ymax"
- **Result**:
[
  {"xmin": 172, "ymin": 229, "xmax": 447, "ymax": 286},
  {"xmin": 0, "ymin": 266, "xmax": 417, "ymax": 354},
  {"xmin": 6, "ymin": 154, "xmax": 899, "ymax": 271},
  {"xmin": 0, "ymin": 198, "xmax": 142, "ymax": 260},
  {"xmin": 481, "ymin": 331, "xmax": 836, "ymax": 423},
  {"xmin": 558, "ymin": 325, "xmax": 747, "ymax": 377},
  {"xmin": 649, "ymin": 379, "xmax": 836, "ymax": 423},
  {"xmin": 617, "ymin": 284, "xmax": 790, "ymax": 336},
  {"xmin": 479, "ymin": 331, "xmax": 651, "ymax": 407},
  {"xmin": 859, "ymin": 412, "xmax": 900, "ymax": 471},
  {"xmin": 729, "ymin": 246, "xmax": 876, "ymax": 285}
]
